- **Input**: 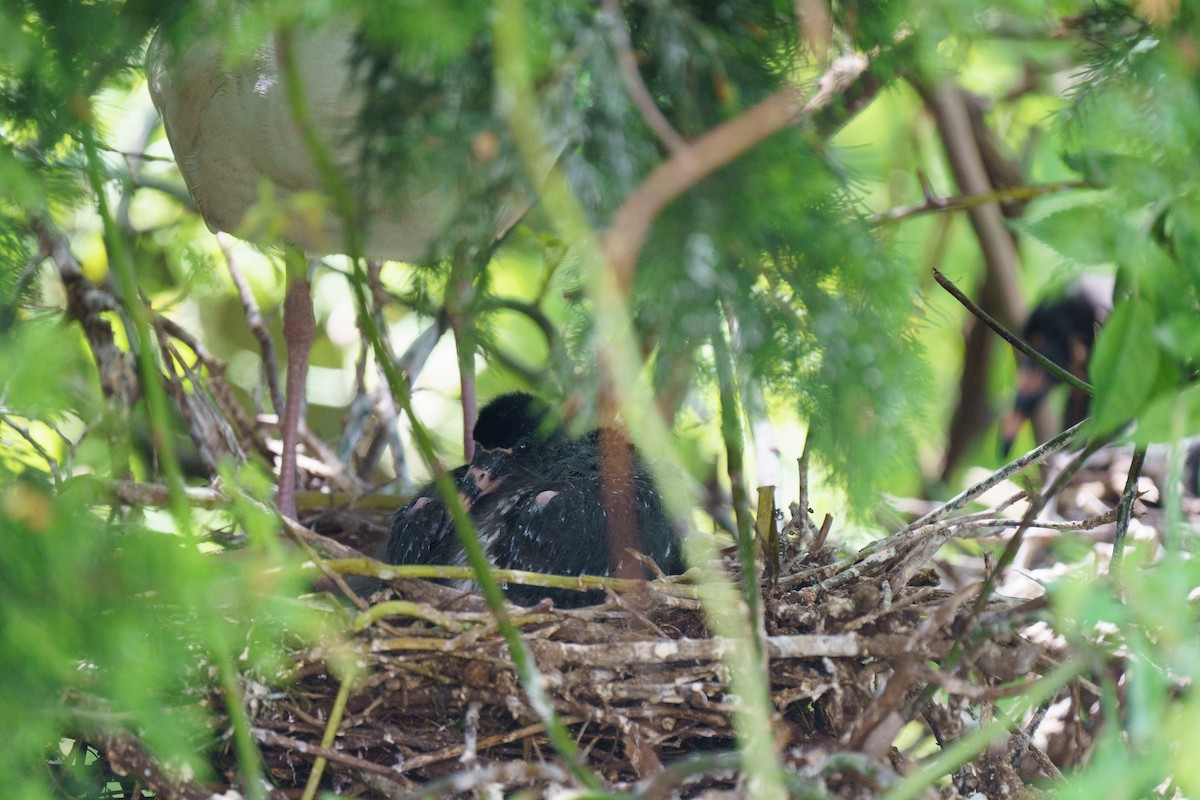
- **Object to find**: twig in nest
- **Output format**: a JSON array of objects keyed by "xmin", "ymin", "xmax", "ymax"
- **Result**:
[
  {"xmin": 894, "ymin": 418, "xmax": 1085, "ymax": 537},
  {"xmin": 972, "ymin": 434, "xmax": 1114, "ymax": 616},
  {"xmin": 254, "ymin": 728, "xmax": 410, "ymax": 785},
  {"xmin": 321, "ymin": 557, "xmax": 702, "ymax": 603},
  {"xmin": 218, "ymin": 232, "xmax": 285, "ymax": 417},
  {"xmin": 395, "ymin": 761, "xmax": 571, "ymax": 800}
]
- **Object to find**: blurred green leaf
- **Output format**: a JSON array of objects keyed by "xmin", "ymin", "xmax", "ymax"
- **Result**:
[
  {"xmin": 4, "ymin": 0, "xmax": 1200, "ymax": 795},
  {"xmin": 0, "ymin": 317, "xmax": 82, "ymax": 415},
  {"xmin": 0, "ymin": 466, "xmax": 324, "ymax": 783},
  {"xmin": 1015, "ymin": 200, "xmax": 1124, "ymax": 268},
  {"xmin": 1133, "ymin": 383, "xmax": 1200, "ymax": 444},
  {"xmin": 1088, "ymin": 300, "xmax": 1172, "ymax": 433}
]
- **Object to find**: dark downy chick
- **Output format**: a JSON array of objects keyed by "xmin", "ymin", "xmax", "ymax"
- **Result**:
[
  {"xmin": 385, "ymin": 393, "xmax": 555, "ymax": 567},
  {"xmin": 996, "ymin": 276, "xmax": 1200, "ymax": 496},
  {"xmin": 467, "ymin": 426, "xmax": 683, "ymax": 607},
  {"xmin": 999, "ymin": 275, "xmax": 1114, "ymax": 455},
  {"xmin": 387, "ymin": 393, "xmax": 682, "ymax": 607}
]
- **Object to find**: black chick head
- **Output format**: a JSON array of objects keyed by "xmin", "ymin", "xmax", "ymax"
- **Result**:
[
  {"xmin": 999, "ymin": 275, "xmax": 1114, "ymax": 455},
  {"xmin": 386, "ymin": 393, "xmax": 683, "ymax": 607},
  {"xmin": 471, "ymin": 392, "xmax": 559, "ymax": 450}
]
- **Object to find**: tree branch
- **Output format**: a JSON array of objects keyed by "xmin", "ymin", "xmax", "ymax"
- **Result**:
[{"xmin": 604, "ymin": 52, "xmax": 872, "ymax": 292}]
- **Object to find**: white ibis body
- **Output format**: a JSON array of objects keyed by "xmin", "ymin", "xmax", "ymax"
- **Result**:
[
  {"xmin": 146, "ymin": 23, "xmax": 458, "ymax": 259},
  {"xmin": 146, "ymin": 22, "xmax": 485, "ymax": 517}
]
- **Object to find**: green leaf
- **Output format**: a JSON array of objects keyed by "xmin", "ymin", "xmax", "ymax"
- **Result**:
[
  {"xmin": 1015, "ymin": 200, "xmax": 1124, "ymax": 269},
  {"xmin": 1087, "ymin": 301, "xmax": 1165, "ymax": 432},
  {"xmin": 1132, "ymin": 383, "xmax": 1200, "ymax": 445}
]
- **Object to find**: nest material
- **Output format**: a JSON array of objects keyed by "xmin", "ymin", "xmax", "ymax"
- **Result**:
[
  {"xmin": 86, "ymin": 443, "xmax": 1195, "ymax": 798},
  {"xmin": 228, "ymin": 435, "xmax": 1200, "ymax": 798},
  {"xmin": 236, "ymin": 497, "xmax": 1083, "ymax": 799}
]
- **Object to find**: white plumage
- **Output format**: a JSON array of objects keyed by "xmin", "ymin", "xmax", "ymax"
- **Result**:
[
  {"xmin": 146, "ymin": 19, "xmax": 548, "ymax": 517},
  {"xmin": 146, "ymin": 21, "xmax": 455, "ymax": 518},
  {"xmin": 146, "ymin": 22, "xmax": 454, "ymax": 260}
]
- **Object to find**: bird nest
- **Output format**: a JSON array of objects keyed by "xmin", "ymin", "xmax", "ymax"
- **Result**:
[
  {"xmin": 83, "ymin": 438, "xmax": 1192, "ymax": 799},
  {"xmin": 226, "ymin": 470, "xmax": 1127, "ymax": 800},
  {"xmin": 49, "ymin": 203, "xmax": 1176, "ymax": 798}
]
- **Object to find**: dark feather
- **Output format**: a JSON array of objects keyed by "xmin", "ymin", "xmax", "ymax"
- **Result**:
[{"xmin": 386, "ymin": 393, "xmax": 683, "ymax": 607}]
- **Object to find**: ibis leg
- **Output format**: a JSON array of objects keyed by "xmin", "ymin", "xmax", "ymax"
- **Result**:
[{"xmin": 278, "ymin": 276, "xmax": 314, "ymax": 519}]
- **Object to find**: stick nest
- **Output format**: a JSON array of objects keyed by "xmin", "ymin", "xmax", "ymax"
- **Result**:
[
  {"xmin": 238, "ymin": 465, "xmax": 1159, "ymax": 800},
  {"xmin": 84, "ymin": 443, "xmax": 1197, "ymax": 799}
]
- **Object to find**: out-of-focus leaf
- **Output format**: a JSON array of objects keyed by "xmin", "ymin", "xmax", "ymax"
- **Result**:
[
  {"xmin": 0, "ymin": 465, "xmax": 325, "ymax": 783},
  {"xmin": 1131, "ymin": 383, "xmax": 1200, "ymax": 445},
  {"xmin": 1014, "ymin": 200, "xmax": 1125, "ymax": 268},
  {"xmin": 1088, "ymin": 301, "xmax": 1173, "ymax": 433},
  {"xmin": 0, "ymin": 318, "xmax": 78, "ymax": 414}
]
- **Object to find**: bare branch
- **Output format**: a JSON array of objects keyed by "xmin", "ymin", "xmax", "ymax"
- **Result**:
[
  {"xmin": 870, "ymin": 180, "xmax": 1089, "ymax": 226},
  {"xmin": 604, "ymin": 52, "xmax": 870, "ymax": 291},
  {"xmin": 219, "ymin": 233, "xmax": 285, "ymax": 418},
  {"xmin": 601, "ymin": 0, "xmax": 687, "ymax": 155}
]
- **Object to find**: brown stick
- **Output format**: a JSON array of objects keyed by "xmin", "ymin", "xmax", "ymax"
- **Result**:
[
  {"xmin": 219, "ymin": 233, "xmax": 285, "ymax": 418},
  {"xmin": 603, "ymin": 53, "xmax": 872, "ymax": 293},
  {"xmin": 601, "ymin": 0, "xmax": 687, "ymax": 155}
]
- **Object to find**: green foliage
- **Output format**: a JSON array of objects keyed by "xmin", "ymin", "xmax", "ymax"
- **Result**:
[
  {"xmin": 5, "ymin": 0, "xmax": 1200, "ymax": 795},
  {"xmin": 1049, "ymin": 523, "xmax": 1200, "ymax": 798},
  {"xmin": 230, "ymin": 0, "xmax": 932, "ymax": 507},
  {"xmin": 0, "ymin": 467, "xmax": 322, "ymax": 795},
  {"xmin": 1088, "ymin": 300, "xmax": 1176, "ymax": 435},
  {"xmin": 0, "ymin": 0, "xmax": 165, "ymax": 150},
  {"xmin": 1028, "ymin": 3, "xmax": 1200, "ymax": 444}
]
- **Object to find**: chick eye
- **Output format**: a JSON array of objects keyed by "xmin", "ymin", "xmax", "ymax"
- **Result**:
[{"xmin": 514, "ymin": 438, "xmax": 535, "ymax": 456}]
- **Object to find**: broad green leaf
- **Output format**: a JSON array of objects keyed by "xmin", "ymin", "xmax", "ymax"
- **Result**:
[
  {"xmin": 1087, "ymin": 301, "xmax": 1164, "ymax": 432},
  {"xmin": 1132, "ymin": 383, "xmax": 1200, "ymax": 445},
  {"xmin": 1015, "ymin": 201, "xmax": 1124, "ymax": 268}
]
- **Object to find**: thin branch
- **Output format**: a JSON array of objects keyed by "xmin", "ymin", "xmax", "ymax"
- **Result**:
[
  {"xmin": 973, "ymin": 432, "xmax": 1116, "ymax": 616},
  {"xmin": 604, "ymin": 52, "xmax": 871, "ymax": 293},
  {"xmin": 401, "ymin": 719, "xmax": 581, "ymax": 774},
  {"xmin": 322, "ymin": 558, "xmax": 701, "ymax": 602},
  {"xmin": 394, "ymin": 762, "xmax": 571, "ymax": 799},
  {"xmin": 0, "ymin": 411, "xmax": 63, "ymax": 482},
  {"xmin": 888, "ymin": 417, "xmax": 1086, "ymax": 540},
  {"xmin": 915, "ymin": 78, "xmax": 1026, "ymax": 322},
  {"xmin": 218, "ymin": 233, "xmax": 286, "ymax": 418},
  {"xmin": 97, "ymin": 732, "xmax": 222, "ymax": 800},
  {"xmin": 870, "ymin": 180, "xmax": 1090, "ymax": 226},
  {"xmin": 798, "ymin": 433, "xmax": 813, "ymax": 534},
  {"xmin": 934, "ymin": 268, "xmax": 1093, "ymax": 396},
  {"xmin": 601, "ymin": 0, "xmax": 688, "ymax": 155},
  {"xmin": 1109, "ymin": 445, "xmax": 1147, "ymax": 579},
  {"xmin": 255, "ymin": 729, "xmax": 408, "ymax": 784},
  {"xmin": 300, "ymin": 659, "xmax": 361, "ymax": 800}
]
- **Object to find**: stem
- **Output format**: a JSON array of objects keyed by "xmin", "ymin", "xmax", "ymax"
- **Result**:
[
  {"xmin": 493, "ymin": 4, "xmax": 788, "ymax": 794},
  {"xmin": 712, "ymin": 316, "xmax": 764, "ymax": 641},
  {"xmin": 934, "ymin": 268, "xmax": 1093, "ymax": 396},
  {"xmin": 80, "ymin": 124, "xmax": 193, "ymax": 534},
  {"xmin": 1109, "ymin": 445, "xmax": 1146, "ymax": 579},
  {"xmin": 300, "ymin": 660, "xmax": 360, "ymax": 800}
]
